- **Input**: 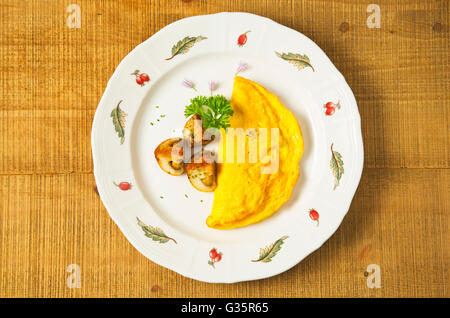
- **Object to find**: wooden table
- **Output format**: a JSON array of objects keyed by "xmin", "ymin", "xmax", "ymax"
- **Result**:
[{"xmin": 0, "ymin": 0, "xmax": 448, "ymax": 298}]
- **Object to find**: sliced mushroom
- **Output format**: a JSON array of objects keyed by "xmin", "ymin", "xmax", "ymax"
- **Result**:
[
  {"xmin": 154, "ymin": 138, "xmax": 185, "ymax": 176},
  {"xmin": 186, "ymin": 151, "xmax": 217, "ymax": 192},
  {"xmin": 183, "ymin": 114, "xmax": 215, "ymax": 146}
]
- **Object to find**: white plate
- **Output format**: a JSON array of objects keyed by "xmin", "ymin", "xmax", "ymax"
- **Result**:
[{"xmin": 92, "ymin": 12, "xmax": 363, "ymax": 283}]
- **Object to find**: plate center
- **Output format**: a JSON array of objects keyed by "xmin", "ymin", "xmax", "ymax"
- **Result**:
[{"xmin": 131, "ymin": 51, "xmax": 318, "ymax": 243}]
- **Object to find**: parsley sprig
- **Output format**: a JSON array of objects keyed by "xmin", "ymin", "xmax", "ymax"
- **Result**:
[{"xmin": 184, "ymin": 95, "xmax": 234, "ymax": 129}]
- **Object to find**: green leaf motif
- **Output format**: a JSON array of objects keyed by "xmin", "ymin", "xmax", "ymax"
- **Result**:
[
  {"xmin": 330, "ymin": 143, "xmax": 344, "ymax": 190},
  {"xmin": 165, "ymin": 36, "xmax": 207, "ymax": 61},
  {"xmin": 275, "ymin": 51, "xmax": 315, "ymax": 72},
  {"xmin": 251, "ymin": 236, "xmax": 289, "ymax": 263},
  {"xmin": 110, "ymin": 100, "xmax": 127, "ymax": 144},
  {"xmin": 137, "ymin": 217, "xmax": 177, "ymax": 244}
]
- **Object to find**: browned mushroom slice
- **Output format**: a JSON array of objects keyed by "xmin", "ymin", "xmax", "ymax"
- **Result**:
[
  {"xmin": 154, "ymin": 138, "xmax": 185, "ymax": 176},
  {"xmin": 186, "ymin": 151, "xmax": 217, "ymax": 192},
  {"xmin": 183, "ymin": 114, "xmax": 215, "ymax": 146}
]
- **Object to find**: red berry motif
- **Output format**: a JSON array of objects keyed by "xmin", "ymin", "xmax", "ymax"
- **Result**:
[
  {"xmin": 209, "ymin": 248, "xmax": 218, "ymax": 259},
  {"xmin": 140, "ymin": 73, "xmax": 150, "ymax": 82},
  {"xmin": 208, "ymin": 248, "xmax": 223, "ymax": 268},
  {"xmin": 114, "ymin": 181, "xmax": 131, "ymax": 191},
  {"xmin": 309, "ymin": 209, "xmax": 319, "ymax": 226},
  {"xmin": 324, "ymin": 101, "xmax": 341, "ymax": 116},
  {"xmin": 131, "ymin": 70, "xmax": 150, "ymax": 86},
  {"xmin": 325, "ymin": 107, "xmax": 335, "ymax": 116},
  {"xmin": 237, "ymin": 31, "xmax": 251, "ymax": 47}
]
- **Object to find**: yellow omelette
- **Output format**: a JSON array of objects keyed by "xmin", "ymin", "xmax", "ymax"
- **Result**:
[{"xmin": 206, "ymin": 76, "xmax": 303, "ymax": 230}]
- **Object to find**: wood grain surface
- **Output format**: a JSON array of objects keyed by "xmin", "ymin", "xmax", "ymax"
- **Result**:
[{"xmin": 0, "ymin": 0, "xmax": 448, "ymax": 298}]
